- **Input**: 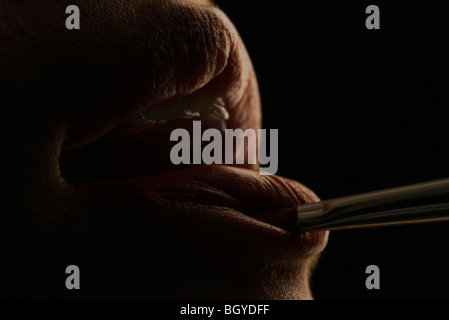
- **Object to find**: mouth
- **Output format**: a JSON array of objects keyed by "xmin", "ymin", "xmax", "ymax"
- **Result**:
[
  {"xmin": 59, "ymin": 92, "xmax": 327, "ymax": 260},
  {"xmin": 60, "ymin": 89, "xmax": 233, "ymax": 185},
  {"xmin": 57, "ymin": 6, "xmax": 327, "ymax": 260}
]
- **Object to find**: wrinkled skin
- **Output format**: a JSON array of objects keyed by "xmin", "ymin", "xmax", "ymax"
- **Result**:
[{"xmin": 0, "ymin": 0, "xmax": 328, "ymax": 299}]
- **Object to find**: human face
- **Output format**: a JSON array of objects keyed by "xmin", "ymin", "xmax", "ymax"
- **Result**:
[{"xmin": 0, "ymin": 0, "xmax": 328, "ymax": 299}]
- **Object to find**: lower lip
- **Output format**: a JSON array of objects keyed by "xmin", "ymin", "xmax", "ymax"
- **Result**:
[{"xmin": 71, "ymin": 164, "xmax": 329, "ymax": 259}]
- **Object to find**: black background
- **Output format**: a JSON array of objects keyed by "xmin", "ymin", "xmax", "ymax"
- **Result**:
[{"xmin": 214, "ymin": 0, "xmax": 449, "ymax": 299}]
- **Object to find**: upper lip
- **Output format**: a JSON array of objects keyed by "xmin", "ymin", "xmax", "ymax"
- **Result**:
[{"xmin": 57, "ymin": 4, "xmax": 328, "ymax": 259}]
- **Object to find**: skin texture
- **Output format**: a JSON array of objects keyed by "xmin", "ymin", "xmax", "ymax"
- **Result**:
[{"xmin": 0, "ymin": 0, "xmax": 328, "ymax": 299}]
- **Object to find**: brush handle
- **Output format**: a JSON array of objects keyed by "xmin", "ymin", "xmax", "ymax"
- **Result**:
[{"xmin": 296, "ymin": 178, "xmax": 449, "ymax": 231}]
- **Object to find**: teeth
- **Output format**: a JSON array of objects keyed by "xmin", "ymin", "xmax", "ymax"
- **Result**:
[
  {"xmin": 134, "ymin": 91, "xmax": 228, "ymax": 131},
  {"xmin": 200, "ymin": 98, "xmax": 229, "ymax": 132}
]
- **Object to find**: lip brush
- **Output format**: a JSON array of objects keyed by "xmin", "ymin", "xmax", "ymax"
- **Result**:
[{"xmin": 257, "ymin": 178, "xmax": 449, "ymax": 232}]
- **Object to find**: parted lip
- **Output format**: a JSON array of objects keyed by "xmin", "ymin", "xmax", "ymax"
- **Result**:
[{"xmin": 58, "ymin": 4, "xmax": 328, "ymax": 259}]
